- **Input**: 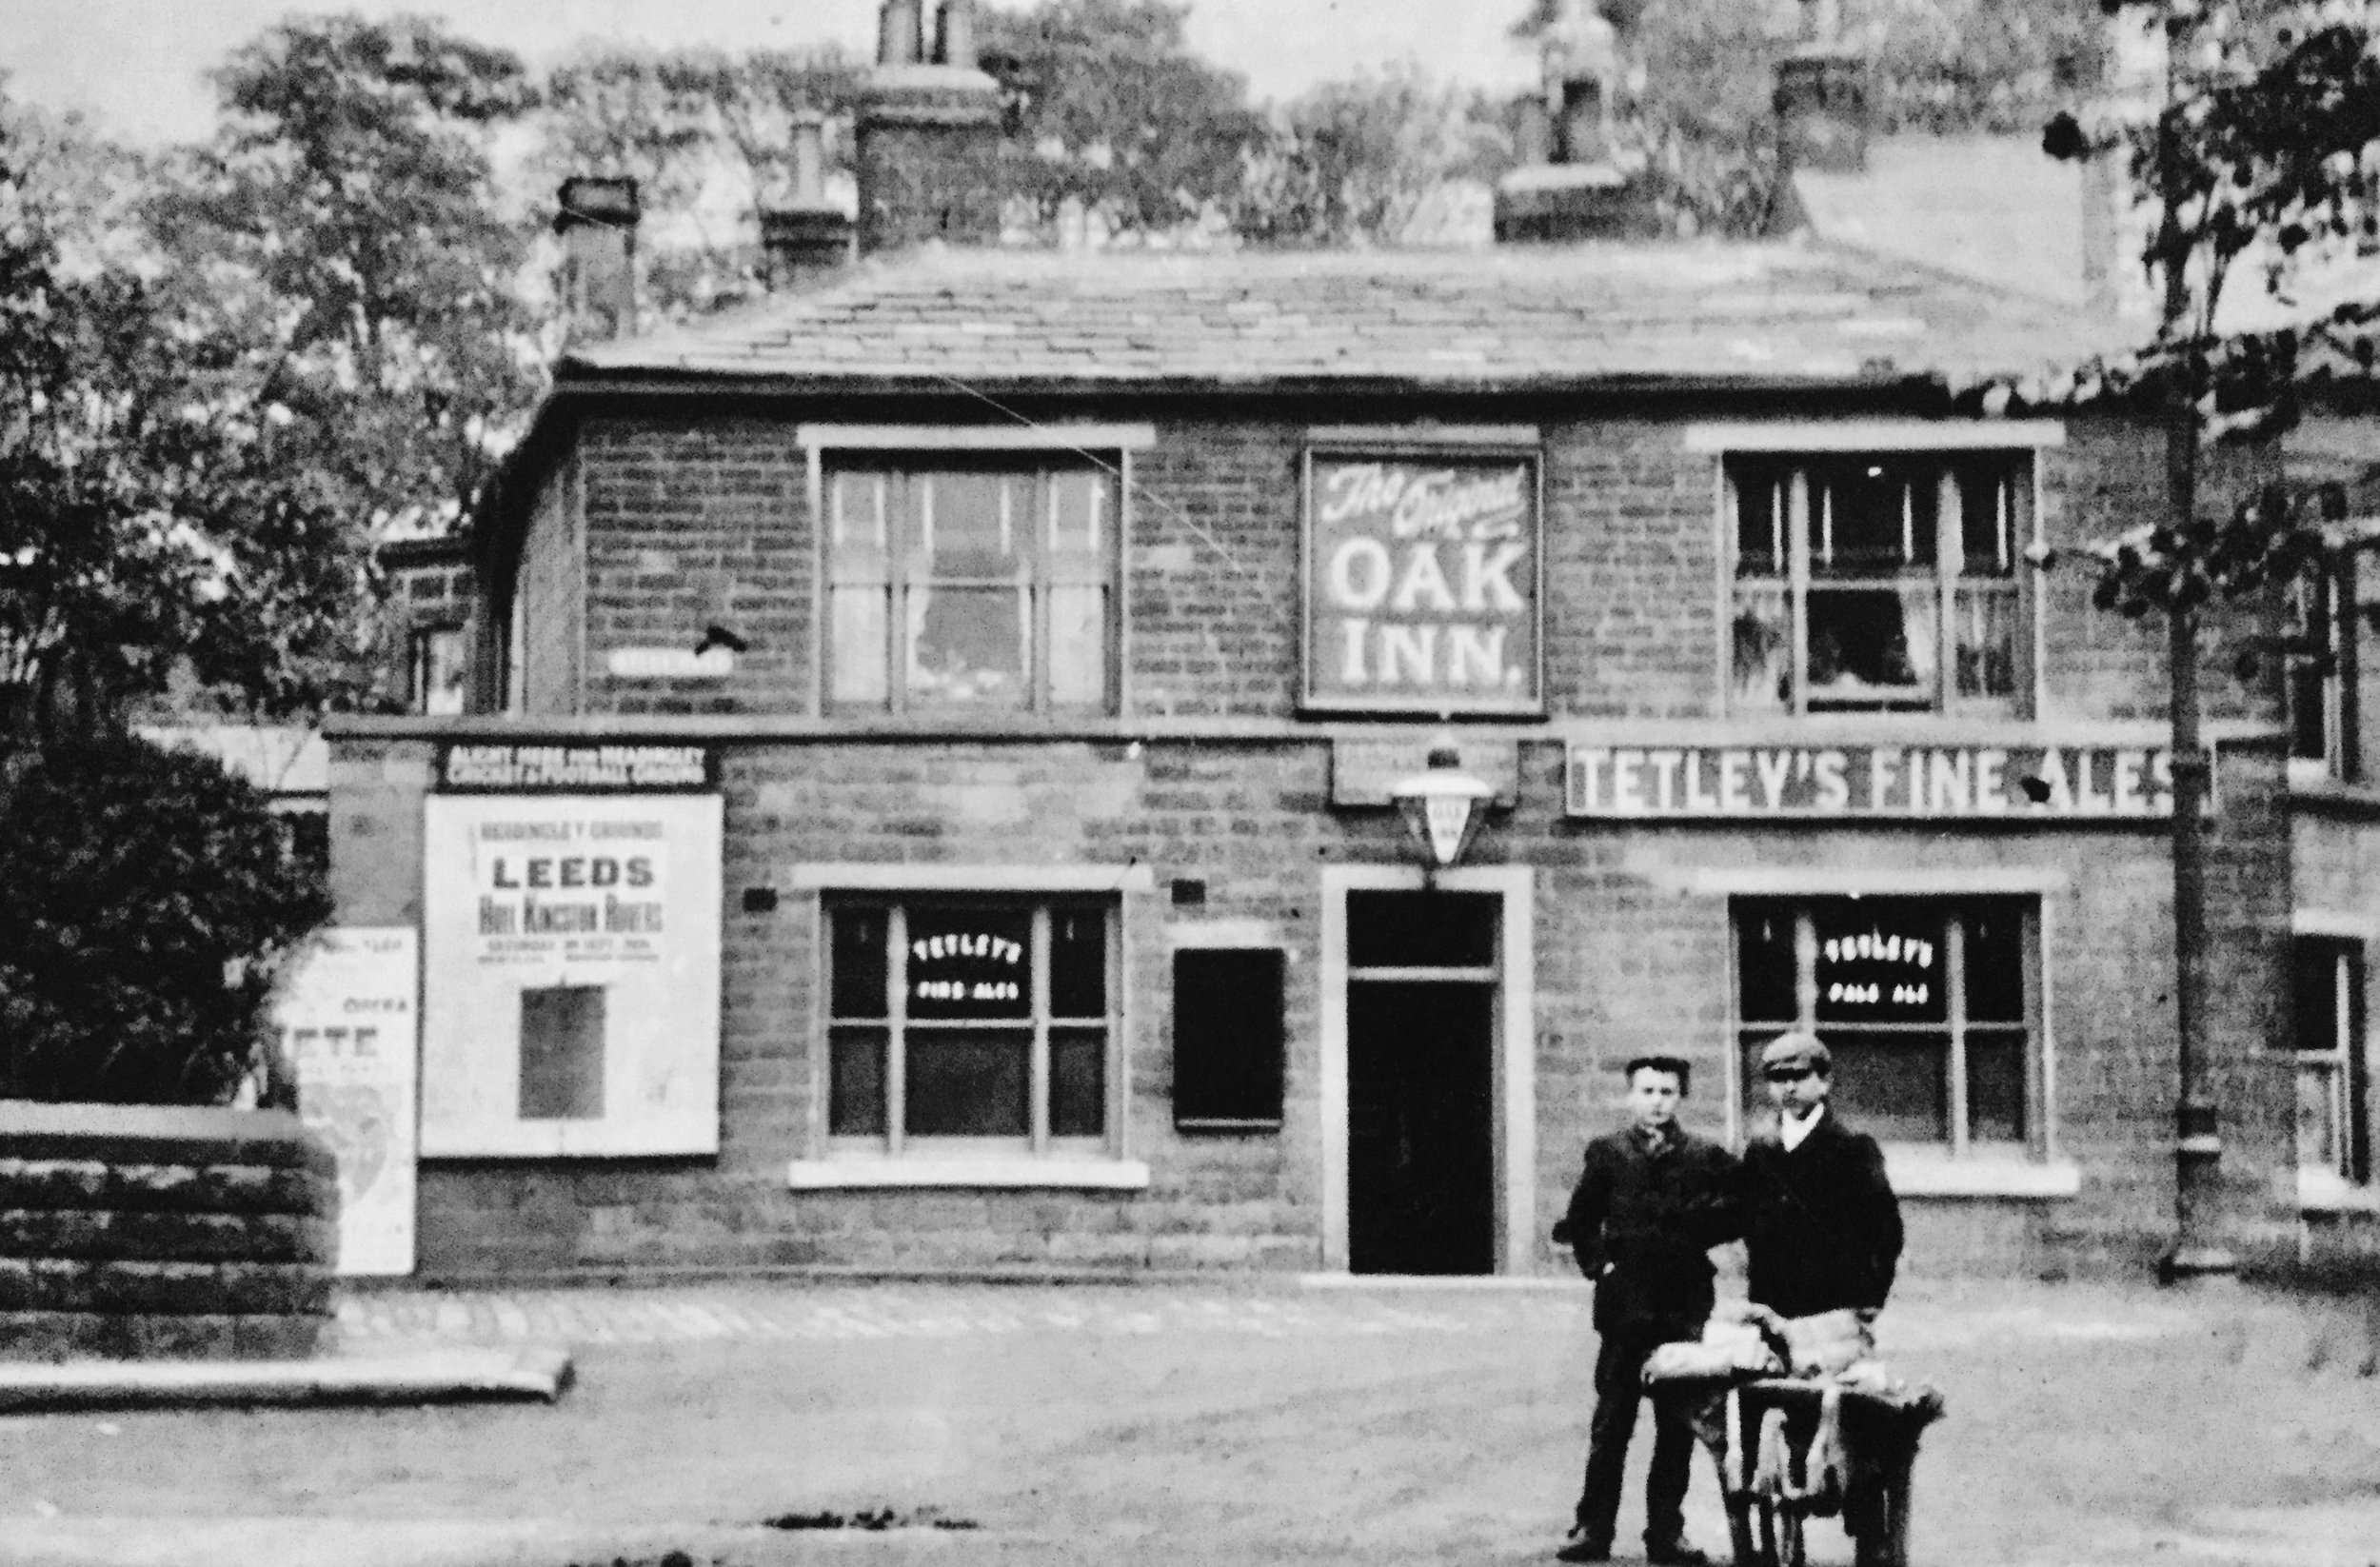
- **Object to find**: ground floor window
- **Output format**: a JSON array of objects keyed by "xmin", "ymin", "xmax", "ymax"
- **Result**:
[
  {"xmin": 1734, "ymin": 895, "xmax": 2040, "ymax": 1152},
  {"xmin": 824, "ymin": 897, "xmax": 1115, "ymax": 1153},
  {"xmin": 2291, "ymin": 936, "xmax": 2370, "ymax": 1184}
]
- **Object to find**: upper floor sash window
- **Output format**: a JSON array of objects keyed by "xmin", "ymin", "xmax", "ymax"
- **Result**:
[
  {"xmin": 824, "ymin": 458, "xmax": 1121, "ymax": 715},
  {"xmin": 1728, "ymin": 452, "xmax": 2033, "ymax": 718}
]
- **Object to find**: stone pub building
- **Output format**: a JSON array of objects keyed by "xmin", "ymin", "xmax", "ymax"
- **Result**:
[{"xmin": 324, "ymin": 1, "xmax": 2380, "ymax": 1282}]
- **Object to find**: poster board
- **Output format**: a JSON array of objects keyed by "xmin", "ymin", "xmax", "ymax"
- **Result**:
[
  {"xmin": 421, "ymin": 793, "xmax": 723, "ymax": 1156},
  {"xmin": 278, "ymin": 926, "xmax": 419, "ymax": 1277}
]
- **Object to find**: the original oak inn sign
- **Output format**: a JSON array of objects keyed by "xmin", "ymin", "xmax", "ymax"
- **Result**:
[
  {"xmin": 1566, "ymin": 744, "xmax": 2194, "ymax": 820},
  {"xmin": 1302, "ymin": 449, "xmax": 1543, "ymax": 714}
]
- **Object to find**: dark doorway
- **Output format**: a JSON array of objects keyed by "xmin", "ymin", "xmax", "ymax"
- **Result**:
[{"xmin": 1345, "ymin": 891, "xmax": 1499, "ymax": 1276}]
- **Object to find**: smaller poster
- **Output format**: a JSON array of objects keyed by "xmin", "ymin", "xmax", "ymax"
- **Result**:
[{"xmin": 277, "ymin": 927, "xmax": 419, "ymax": 1277}]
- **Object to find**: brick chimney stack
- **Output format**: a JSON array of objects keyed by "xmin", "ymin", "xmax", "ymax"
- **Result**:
[
  {"xmin": 760, "ymin": 111, "xmax": 857, "ymax": 291},
  {"xmin": 1493, "ymin": 0, "xmax": 1658, "ymax": 244},
  {"xmin": 856, "ymin": 0, "xmax": 1002, "ymax": 254},
  {"xmin": 554, "ymin": 176, "xmax": 642, "ymax": 342}
]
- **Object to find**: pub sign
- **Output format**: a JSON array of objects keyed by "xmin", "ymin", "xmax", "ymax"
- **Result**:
[{"xmin": 1302, "ymin": 450, "xmax": 1543, "ymax": 714}]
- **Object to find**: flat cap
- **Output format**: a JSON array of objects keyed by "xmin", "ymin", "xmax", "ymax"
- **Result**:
[{"xmin": 1758, "ymin": 1031, "xmax": 1831, "ymax": 1075}]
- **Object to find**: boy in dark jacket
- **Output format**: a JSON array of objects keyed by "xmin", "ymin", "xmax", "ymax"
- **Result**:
[
  {"xmin": 1738, "ymin": 1031, "xmax": 1904, "ymax": 1321},
  {"xmin": 1552, "ymin": 1056, "xmax": 1740, "ymax": 1565}
]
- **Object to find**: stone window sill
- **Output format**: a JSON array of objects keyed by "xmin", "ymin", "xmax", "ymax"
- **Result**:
[
  {"xmin": 1883, "ymin": 1149, "xmax": 2080, "ymax": 1199},
  {"xmin": 785, "ymin": 1159, "xmax": 1151, "ymax": 1191},
  {"xmin": 2298, "ymin": 1171, "xmax": 2380, "ymax": 1214}
]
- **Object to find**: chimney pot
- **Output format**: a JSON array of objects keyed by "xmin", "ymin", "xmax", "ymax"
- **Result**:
[
  {"xmin": 554, "ymin": 175, "xmax": 642, "ymax": 342},
  {"xmin": 1774, "ymin": 50, "xmax": 1871, "ymax": 175},
  {"xmin": 791, "ymin": 110, "xmax": 827, "ymax": 206},
  {"xmin": 936, "ymin": 0, "xmax": 979, "ymax": 70},
  {"xmin": 880, "ymin": 0, "xmax": 923, "ymax": 67}
]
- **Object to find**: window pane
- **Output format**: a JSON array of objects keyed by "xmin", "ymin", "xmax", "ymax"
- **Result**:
[
  {"xmin": 1047, "ymin": 470, "xmax": 1114, "ymax": 559},
  {"xmin": 904, "ymin": 1029, "xmax": 1030, "ymax": 1136},
  {"xmin": 1953, "ymin": 584, "xmax": 2019, "ymax": 701},
  {"xmin": 1812, "ymin": 460, "xmax": 1936, "ymax": 576},
  {"xmin": 1807, "ymin": 586, "xmax": 1931, "ymax": 706},
  {"xmin": 829, "ymin": 471, "xmax": 889, "ymax": 557},
  {"xmin": 1048, "ymin": 585, "xmax": 1109, "ymax": 708},
  {"xmin": 1734, "ymin": 468, "xmax": 1787, "ymax": 579},
  {"xmin": 829, "ymin": 585, "xmax": 890, "ymax": 704},
  {"xmin": 1051, "ymin": 1027, "xmax": 1106, "ymax": 1137},
  {"xmin": 1815, "ymin": 901, "xmax": 1946, "ymax": 1024},
  {"xmin": 2299, "ymin": 1060, "xmax": 2344, "ymax": 1171},
  {"xmin": 1732, "ymin": 585, "xmax": 1791, "ymax": 713},
  {"xmin": 1962, "ymin": 903, "xmax": 2027, "ymax": 1023},
  {"xmin": 829, "ymin": 1027, "xmax": 887, "ymax": 1136},
  {"xmin": 1822, "ymin": 1032, "xmax": 1949, "ymax": 1143},
  {"xmin": 411, "ymin": 627, "xmax": 468, "ymax": 716},
  {"xmin": 829, "ymin": 906, "xmax": 888, "ymax": 1019},
  {"xmin": 906, "ymin": 905, "xmax": 1033, "ymax": 1020},
  {"xmin": 1049, "ymin": 905, "xmax": 1106, "ymax": 1019},
  {"xmin": 918, "ymin": 471, "xmax": 1025, "ymax": 577},
  {"xmin": 2291, "ymin": 940, "xmax": 2346, "ymax": 1054},
  {"xmin": 519, "ymin": 984, "xmax": 605, "ymax": 1120},
  {"xmin": 1966, "ymin": 1028, "xmax": 2028, "ymax": 1142},
  {"xmin": 1347, "ymin": 891, "xmax": 1497, "ymax": 969},
  {"xmin": 906, "ymin": 585, "xmax": 1029, "ymax": 707},
  {"xmin": 1736, "ymin": 903, "xmax": 1797, "ymax": 1023},
  {"xmin": 1957, "ymin": 462, "xmax": 2017, "ymax": 577}
]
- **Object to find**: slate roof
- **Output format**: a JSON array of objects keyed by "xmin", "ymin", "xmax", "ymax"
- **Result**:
[{"xmin": 560, "ymin": 240, "xmax": 2136, "ymax": 395}]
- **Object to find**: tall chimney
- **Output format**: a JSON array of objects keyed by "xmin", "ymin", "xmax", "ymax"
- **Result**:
[
  {"xmin": 760, "ymin": 111, "xmax": 857, "ymax": 290},
  {"xmin": 554, "ymin": 175, "xmax": 641, "ymax": 341},
  {"xmin": 1492, "ymin": 1, "xmax": 1657, "ymax": 244},
  {"xmin": 856, "ymin": 0, "xmax": 1002, "ymax": 253}
]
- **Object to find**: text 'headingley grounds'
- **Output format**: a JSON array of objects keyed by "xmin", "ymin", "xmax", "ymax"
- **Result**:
[
  {"xmin": 441, "ymin": 744, "xmax": 711, "ymax": 791},
  {"xmin": 1564, "ymin": 744, "xmax": 2192, "ymax": 819}
]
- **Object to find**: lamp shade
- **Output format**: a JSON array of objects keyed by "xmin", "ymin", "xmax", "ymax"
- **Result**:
[{"xmin": 1389, "ymin": 740, "xmax": 1496, "ymax": 869}]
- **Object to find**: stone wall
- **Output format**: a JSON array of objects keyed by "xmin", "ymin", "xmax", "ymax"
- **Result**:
[{"xmin": 0, "ymin": 1104, "xmax": 338, "ymax": 1359}]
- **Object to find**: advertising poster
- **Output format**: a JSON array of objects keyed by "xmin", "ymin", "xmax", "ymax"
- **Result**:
[
  {"xmin": 277, "ymin": 926, "xmax": 419, "ymax": 1277},
  {"xmin": 1302, "ymin": 451, "xmax": 1543, "ymax": 714},
  {"xmin": 422, "ymin": 793, "xmax": 723, "ymax": 1157}
]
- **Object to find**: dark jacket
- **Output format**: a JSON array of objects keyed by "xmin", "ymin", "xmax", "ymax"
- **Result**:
[
  {"xmin": 1555, "ymin": 1124, "xmax": 1741, "ymax": 1336},
  {"xmin": 1739, "ymin": 1108, "xmax": 1904, "ymax": 1319}
]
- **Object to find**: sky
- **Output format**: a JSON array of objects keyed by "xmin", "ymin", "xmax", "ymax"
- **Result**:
[{"xmin": 0, "ymin": 0, "xmax": 1539, "ymax": 148}]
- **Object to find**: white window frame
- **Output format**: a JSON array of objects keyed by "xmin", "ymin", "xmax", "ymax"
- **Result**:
[
  {"xmin": 786, "ymin": 863, "xmax": 1153, "ymax": 1190},
  {"xmin": 1697, "ymin": 864, "xmax": 2077, "ymax": 1199},
  {"xmin": 802, "ymin": 425, "xmax": 1151, "ymax": 723},
  {"xmin": 2286, "ymin": 569, "xmax": 2347, "ymax": 785},
  {"xmin": 2291, "ymin": 916, "xmax": 2373, "ymax": 1210},
  {"xmin": 1690, "ymin": 422, "xmax": 2059, "ymax": 724}
]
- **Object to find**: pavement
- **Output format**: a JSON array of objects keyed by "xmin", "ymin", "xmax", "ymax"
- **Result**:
[{"xmin": 1, "ymin": 1273, "xmax": 2377, "ymax": 1567}]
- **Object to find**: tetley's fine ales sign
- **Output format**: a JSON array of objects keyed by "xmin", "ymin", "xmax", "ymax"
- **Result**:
[
  {"xmin": 1566, "ymin": 743, "xmax": 2196, "ymax": 820},
  {"xmin": 1302, "ymin": 452, "xmax": 1542, "ymax": 714}
]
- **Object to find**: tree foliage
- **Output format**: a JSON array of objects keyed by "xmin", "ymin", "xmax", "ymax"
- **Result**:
[
  {"xmin": 979, "ymin": 0, "xmax": 1265, "ymax": 238},
  {"xmin": 0, "ymin": 731, "xmax": 331, "ymax": 1105},
  {"xmin": 149, "ymin": 16, "xmax": 545, "ymax": 543},
  {"xmin": 1237, "ymin": 69, "xmax": 1509, "ymax": 246},
  {"xmin": 0, "ymin": 90, "xmax": 388, "ymax": 743},
  {"xmin": 2006, "ymin": 3, "xmax": 2380, "ymax": 615}
]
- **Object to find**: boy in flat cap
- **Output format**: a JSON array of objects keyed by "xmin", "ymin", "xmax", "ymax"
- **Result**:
[
  {"xmin": 1739, "ymin": 1031, "xmax": 1903, "ymax": 1323},
  {"xmin": 1552, "ymin": 1056, "xmax": 1740, "ymax": 1566}
]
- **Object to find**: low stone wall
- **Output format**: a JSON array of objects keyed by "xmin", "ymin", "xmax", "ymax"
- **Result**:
[{"xmin": 0, "ymin": 1102, "xmax": 338, "ymax": 1360}]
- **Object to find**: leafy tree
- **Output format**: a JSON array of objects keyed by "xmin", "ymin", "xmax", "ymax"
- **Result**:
[
  {"xmin": 0, "ymin": 731, "xmax": 331, "ymax": 1105},
  {"xmin": 150, "ymin": 15, "xmax": 545, "ymax": 543},
  {"xmin": 1237, "ymin": 69, "xmax": 1510, "ymax": 247},
  {"xmin": 1991, "ymin": 1, "xmax": 2380, "ymax": 1275},
  {"xmin": 0, "ymin": 91, "xmax": 384, "ymax": 744},
  {"xmin": 978, "ymin": 0, "xmax": 1265, "ymax": 239}
]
